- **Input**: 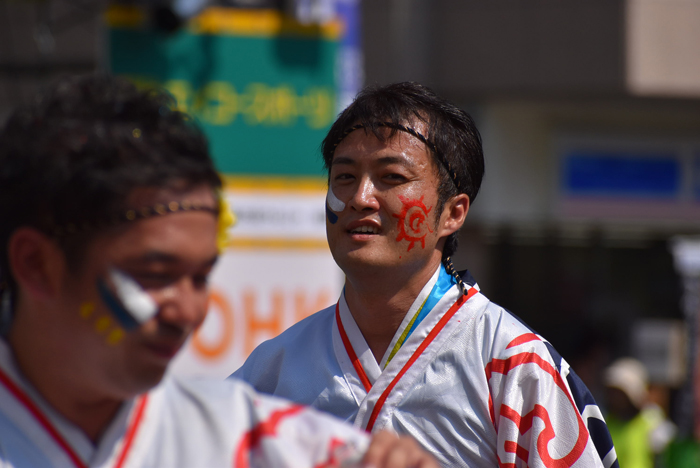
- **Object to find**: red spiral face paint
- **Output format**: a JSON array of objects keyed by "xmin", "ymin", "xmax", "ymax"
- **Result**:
[{"xmin": 392, "ymin": 195, "xmax": 433, "ymax": 252}]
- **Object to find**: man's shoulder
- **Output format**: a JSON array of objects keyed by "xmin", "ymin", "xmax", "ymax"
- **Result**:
[
  {"xmin": 230, "ymin": 303, "xmax": 336, "ymax": 385},
  {"xmin": 245, "ymin": 303, "xmax": 335, "ymax": 357},
  {"xmin": 470, "ymin": 302, "xmax": 617, "ymax": 468},
  {"xmin": 455, "ymin": 270, "xmax": 524, "ymax": 332},
  {"xmin": 276, "ymin": 302, "xmax": 337, "ymax": 343},
  {"xmin": 457, "ymin": 286, "xmax": 533, "ymax": 340},
  {"xmin": 459, "ymin": 286, "xmax": 565, "ymax": 367}
]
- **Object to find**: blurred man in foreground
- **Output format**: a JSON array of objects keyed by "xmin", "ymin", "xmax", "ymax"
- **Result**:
[
  {"xmin": 0, "ymin": 75, "xmax": 437, "ymax": 468},
  {"xmin": 235, "ymin": 82, "xmax": 619, "ymax": 467}
]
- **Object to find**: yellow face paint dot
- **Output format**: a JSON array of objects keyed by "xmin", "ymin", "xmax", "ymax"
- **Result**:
[
  {"xmin": 79, "ymin": 303, "xmax": 95, "ymax": 319},
  {"xmin": 95, "ymin": 316, "xmax": 111, "ymax": 332},
  {"xmin": 107, "ymin": 328, "xmax": 125, "ymax": 346}
]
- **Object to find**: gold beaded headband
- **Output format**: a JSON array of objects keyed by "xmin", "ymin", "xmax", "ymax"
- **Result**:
[
  {"xmin": 332, "ymin": 121, "xmax": 462, "ymax": 191},
  {"xmin": 50, "ymin": 200, "xmax": 219, "ymax": 238}
]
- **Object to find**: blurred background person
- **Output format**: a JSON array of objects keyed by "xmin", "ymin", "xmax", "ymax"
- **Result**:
[{"xmin": 604, "ymin": 358, "xmax": 676, "ymax": 468}]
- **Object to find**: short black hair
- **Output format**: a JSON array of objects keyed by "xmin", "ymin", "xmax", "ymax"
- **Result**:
[
  {"xmin": 0, "ymin": 74, "xmax": 221, "ymax": 314},
  {"xmin": 321, "ymin": 81, "xmax": 484, "ymax": 259}
]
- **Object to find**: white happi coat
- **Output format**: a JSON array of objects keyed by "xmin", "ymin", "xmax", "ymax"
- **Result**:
[
  {"xmin": 0, "ymin": 340, "xmax": 368, "ymax": 468},
  {"xmin": 234, "ymin": 267, "xmax": 619, "ymax": 468}
]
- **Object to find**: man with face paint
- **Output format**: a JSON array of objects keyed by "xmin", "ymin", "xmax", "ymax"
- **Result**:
[
  {"xmin": 234, "ymin": 82, "xmax": 619, "ymax": 468},
  {"xmin": 0, "ymin": 75, "xmax": 440, "ymax": 468}
]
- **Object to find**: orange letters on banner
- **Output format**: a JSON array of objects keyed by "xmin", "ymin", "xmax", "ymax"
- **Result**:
[
  {"xmin": 187, "ymin": 288, "xmax": 336, "ymax": 364},
  {"xmin": 191, "ymin": 291, "xmax": 235, "ymax": 360},
  {"xmin": 244, "ymin": 289, "xmax": 284, "ymax": 355}
]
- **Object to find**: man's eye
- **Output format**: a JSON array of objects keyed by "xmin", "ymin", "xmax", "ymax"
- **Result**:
[
  {"xmin": 192, "ymin": 274, "xmax": 210, "ymax": 289},
  {"xmin": 334, "ymin": 173, "xmax": 354, "ymax": 181},
  {"xmin": 133, "ymin": 273, "xmax": 176, "ymax": 289},
  {"xmin": 384, "ymin": 173, "xmax": 407, "ymax": 182}
]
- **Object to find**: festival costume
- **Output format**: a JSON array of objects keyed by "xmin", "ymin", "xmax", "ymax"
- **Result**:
[
  {"xmin": 0, "ymin": 340, "xmax": 368, "ymax": 468},
  {"xmin": 234, "ymin": 266, "xmax": 619, "ymax": 468}
]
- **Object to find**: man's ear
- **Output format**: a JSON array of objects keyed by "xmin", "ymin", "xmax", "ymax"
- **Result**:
[
  {"xmin": 8, "ymin": 228, "xmax": 65, "ymax": 301},
  {"xmin": 439, "ymin": 194, "xmax": 470, "ymax": 237}
]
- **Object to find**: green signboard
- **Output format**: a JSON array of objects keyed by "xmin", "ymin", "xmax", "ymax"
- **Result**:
[{"xmin": 108, "ymin": 7, "xmax": 340, "ymax": 176}]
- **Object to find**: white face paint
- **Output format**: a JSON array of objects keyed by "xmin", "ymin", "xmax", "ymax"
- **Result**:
[
  {"xmin": 326, "ymin": 186, "xmax": 345, "ymax": 212},
  {"xmin": 108, "ymin": 268, "xmax": 158, "ymax": 324}
]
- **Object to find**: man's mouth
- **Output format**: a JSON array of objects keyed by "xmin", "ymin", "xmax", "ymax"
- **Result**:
[
  {"xmin": 349, "ymin": 225, "xmax": 380, "ymax": 234},
  {"xmin": 142, "ymin": 340, "xmax": 182, "ymax": 360}
]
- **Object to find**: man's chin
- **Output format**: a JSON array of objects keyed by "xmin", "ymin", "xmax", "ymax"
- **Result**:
[
  {"xmin": 122, "ymin": 360, "xmax": 171, "ymax": 396},
  {"xmin": 134, "ymin": 374, "xmax": 167, "ymax": 398},
  {"xmin": 335, "ymin": 253, "xmax": 399, "ymax": 275}
]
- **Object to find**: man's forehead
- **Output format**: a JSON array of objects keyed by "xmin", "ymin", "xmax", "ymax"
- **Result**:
[
  {"xmin": 125, "ymin": 184, "xmax": 217, "ymax": 209},
  {"xmin": 90, "ymin": 185, "xmax": 219, "ymax": 259},
  {"xmin": 332, "ymin": 125, "xmax": 432, "ymax": 165},
  {"xmin": 100, "ymin": 207, "xmax": 219, "ymax": 266},
  {"xmin": 331, "ymin": 154, "xmax": 419, "ymax": 171}
]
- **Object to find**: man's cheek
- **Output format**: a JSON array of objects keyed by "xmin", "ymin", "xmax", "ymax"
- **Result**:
[
  {"xmin": 78, "ymin": 302, "xmax": 126, "ymax": 346},
  {"xmin": 391, "ymin": 195, "xmax": 434, "ymax": 252}
]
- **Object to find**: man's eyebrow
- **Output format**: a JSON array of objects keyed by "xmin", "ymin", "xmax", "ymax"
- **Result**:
[
  {"xmin": 330, "ymin": 156, "xmax": 356, "ymax": 166},
  {"xmin": 132, "ymin": 252, "xmax": 179, "ymax": 263},
  {"xmin": 331, "ymin": 155, "xmax": 417, "ymax": 168},
  {"xmin": 127, "ymin": 251, "xmax": 219, "ymax": 267},
  {"xmin": 376, "ymin": 155, "xmax": 416, "ymax": 168}
]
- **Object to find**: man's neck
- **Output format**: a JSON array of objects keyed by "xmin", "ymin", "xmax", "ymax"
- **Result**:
[
  {"xmin": 8, "ymin": 312, "xmax": 122, "ymax": 443},
  {"xmin": 343, "ymin": 259, "xmax": 441, "ymax": 362}
]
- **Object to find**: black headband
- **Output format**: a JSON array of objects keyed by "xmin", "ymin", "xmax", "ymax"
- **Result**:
[{"xmin": 332, "ymin": 121, "xmax": 461, "ymax": 191}]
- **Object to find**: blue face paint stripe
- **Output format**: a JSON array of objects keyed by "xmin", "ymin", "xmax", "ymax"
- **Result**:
[
  {"xmin": 327, "ymin": 187, "xmax": 346, "ymax": 212},
  {"xmin": 326, "ymin": 202, "xmax": 338, "ymax": 224},
  {"xmin": 96, "ymin": 278, "xmax": 140, "ymax": 330}
]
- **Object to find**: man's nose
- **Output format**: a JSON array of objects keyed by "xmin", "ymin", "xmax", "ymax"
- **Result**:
[
  {"xmin": 348, "ymin": 176, "xmax": 379, "ymax": 211},
  {"xmin": 155, "ymin": 277, "xmax": 208, "ymax": 330}
]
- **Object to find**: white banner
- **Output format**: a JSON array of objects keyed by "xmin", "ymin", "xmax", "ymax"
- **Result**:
[{"xmin": 170, "ymin": 177, "xmax": 343, "ymax": 379}]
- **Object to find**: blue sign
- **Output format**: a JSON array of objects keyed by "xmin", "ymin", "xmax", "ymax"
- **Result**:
[{"xmin": 563, "ymin": 151, "xmax": 681, "ymax": 199}]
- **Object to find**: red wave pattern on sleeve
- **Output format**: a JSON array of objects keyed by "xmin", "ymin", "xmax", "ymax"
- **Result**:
[
  {"xmin": 485, "ymin": 351, "xmax": 589, "ymax": 468},
  {"xmin": 505, "ymin": 333, "xmax": 540, "ymax": 349},
  {"xmin": 234, "ymin": 405, "xmax": 305, "ymax": 468}
]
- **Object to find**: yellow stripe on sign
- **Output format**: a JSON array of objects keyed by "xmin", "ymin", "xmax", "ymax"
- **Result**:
[
  {"xmin": 105, "ymin": 5, "xmax": 146, "ymax": 28},
  {"xmin": 106, "ymin": 5, "xmax": 343, "ymax": 40},
  {"xmin": 222, "ymin": 175, "xmax": 327, "ymax": 193},
  {"xmin": 191, "ymin": 8, "xmax": 343, "ymax": 39},
  {"xmin": 226, "ymin": 238, "xmax": 329, "ymax": 250}
]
